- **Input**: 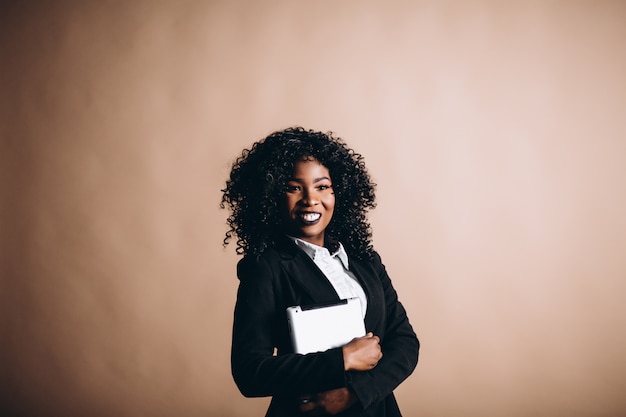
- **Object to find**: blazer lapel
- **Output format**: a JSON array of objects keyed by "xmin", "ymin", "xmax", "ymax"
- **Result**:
[
  {"xmin": 282, "ymin": 256, "xmax": 340, "ymax": 303},
  {"xmin": 276, "ymin": 237, "xmax": 340, "ymax": 304},
  {"xmin": 348, "ymin": 258, "xmax": 383, "ymax": 331}
]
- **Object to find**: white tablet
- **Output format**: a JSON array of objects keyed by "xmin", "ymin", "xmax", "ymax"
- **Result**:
[{"xmin": 286, "ymin": 297, "xmax": 366, "ymax": 354}]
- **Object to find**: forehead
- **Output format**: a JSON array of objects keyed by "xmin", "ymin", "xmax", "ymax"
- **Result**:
[{"xmin": 291, "ymin": 158, "xmax": 331, "ymax": 179}]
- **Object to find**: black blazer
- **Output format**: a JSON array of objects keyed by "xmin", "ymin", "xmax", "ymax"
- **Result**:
[{"xmin": 231, "ymin": 237, "xmax": 419, "ymax": 416}]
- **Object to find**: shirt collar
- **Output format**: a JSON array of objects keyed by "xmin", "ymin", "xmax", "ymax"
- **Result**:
[{"xmin": 287, "ymin": 236, "xmax": 350, "ymax": 269}]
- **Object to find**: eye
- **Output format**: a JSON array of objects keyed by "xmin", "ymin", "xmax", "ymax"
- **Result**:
[
  {"xmin": 285, "ymin": 184, "xmax": 301, "ymax": 192},
  {"xmin": 317, "ymin": 184, "xmax": 332, "ymax": 191}
]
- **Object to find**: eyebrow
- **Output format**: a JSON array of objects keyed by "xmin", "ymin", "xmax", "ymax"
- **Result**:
[{"xmin": 288, "ymin": 176, "xmax": 331, "ymax": 183}]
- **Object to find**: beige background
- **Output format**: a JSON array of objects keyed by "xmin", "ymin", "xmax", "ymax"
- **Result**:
[{"xmin": 2, "ymin": 1, "xmax": 625, "ymax": 416}]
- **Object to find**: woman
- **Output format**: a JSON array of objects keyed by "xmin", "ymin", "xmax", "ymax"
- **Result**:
[{"xmin": 221, "ymin": 127, "xmax": 419, "ymax": 416}]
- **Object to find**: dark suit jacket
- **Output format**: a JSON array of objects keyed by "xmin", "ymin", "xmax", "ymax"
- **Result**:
[{"xmin": 231, "ymin": 237, "xmax": 419, "ymax": 416}]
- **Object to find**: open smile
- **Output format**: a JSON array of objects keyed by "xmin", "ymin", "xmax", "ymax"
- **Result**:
[{"xmin": 298, "ymin": 212, "xmax": 321, "ymax": 224}]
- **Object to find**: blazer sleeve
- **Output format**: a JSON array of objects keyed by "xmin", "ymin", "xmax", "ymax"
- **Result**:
[
  {"xmin": 346, "ymin": 252, "xmax": 420, "ymax": 410},
  {"xmin": 231, "ymin": 254, "xmax": 348, "ymax": 398}
]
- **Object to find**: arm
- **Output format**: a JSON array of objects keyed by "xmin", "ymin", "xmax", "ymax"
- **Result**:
[
  {"xmin": 346, "ymin": 252, "xmax": 420, "ymax": 410},
  {"xmin": 231, "ymin": 255, "xmax": 348, "ymax": 398},
  {"xmin": 299, "ymin": 253, "xmax": 419, "ymax": 414},
  {"xmin": 297, "ymin": 332, "xmax": 382, "ymax": 415}
]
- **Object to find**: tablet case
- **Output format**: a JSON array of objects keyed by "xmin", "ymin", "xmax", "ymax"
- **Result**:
[{"xmin": 286, "ymin": 297, "xmax": 366, "ymax": 354}]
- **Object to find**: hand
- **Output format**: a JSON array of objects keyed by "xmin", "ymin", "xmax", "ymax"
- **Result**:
[
  {"xmin": 298, "ymin": 387, "xmax": 358, "ymax": 415},
  {"xmin": 342, "ymin": 332, "xmax": 382, "ymax": 371}
]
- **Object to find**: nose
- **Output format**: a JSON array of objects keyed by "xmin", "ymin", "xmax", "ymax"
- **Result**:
[{"xmin": 300, "ymin": 187, "xmax": 319, "ymax": 206}]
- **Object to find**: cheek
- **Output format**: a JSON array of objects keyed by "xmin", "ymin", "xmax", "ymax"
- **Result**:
[
  {"xmin": 284, "ymin": 194, "xmax": 296, "ymax": 209},
  {"xmin": 325, "ymin": 195, "xmax": 336, "ymax": 211}
]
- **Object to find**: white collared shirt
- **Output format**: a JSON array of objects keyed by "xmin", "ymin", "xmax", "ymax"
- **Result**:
[{"xmin": 288, "ymin": 237, "xmax": 368, "ymax": 318}]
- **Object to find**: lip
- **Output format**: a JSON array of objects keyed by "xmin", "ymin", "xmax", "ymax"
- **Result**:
[{"xmin": 296, "ymin": 211, "xmax": 321, "ymax": 225}]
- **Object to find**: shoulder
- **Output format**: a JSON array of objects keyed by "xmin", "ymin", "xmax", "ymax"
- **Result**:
[
  {"xmin": 347, "ymin": 249, "xmax": 390, "ymax": 285},
  {"xmin": 236, "ymin": 239, "xmax": 300, "ymax": 280},
  {"xmin": 348, "ymin": 247, "xmax": 383, "ymax": 267}
]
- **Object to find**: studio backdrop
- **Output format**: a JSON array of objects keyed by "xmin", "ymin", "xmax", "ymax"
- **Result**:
[{"xmin": 1, "ymin": 2, "xmax": 625, "ymax": 416}]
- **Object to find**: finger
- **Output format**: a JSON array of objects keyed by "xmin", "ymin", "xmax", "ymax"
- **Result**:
[{"xmin": 366, "ymin": 332, "xmax": 373, "ymax": 337}]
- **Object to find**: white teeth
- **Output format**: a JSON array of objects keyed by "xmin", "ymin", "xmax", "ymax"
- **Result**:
[{"xmin": 301, "ymin": 213, "xmax": 321, "ymax": 222}]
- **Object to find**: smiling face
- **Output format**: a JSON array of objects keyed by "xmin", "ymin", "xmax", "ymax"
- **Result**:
[{"xmin": 283, "ymin": 157, "xmax": 335, "ymax": 247}]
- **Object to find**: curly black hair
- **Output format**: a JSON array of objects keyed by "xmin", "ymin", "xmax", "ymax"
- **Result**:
[{"xmin": 221, "ymin": 127, "xmax": 377, "ymax": 260}]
